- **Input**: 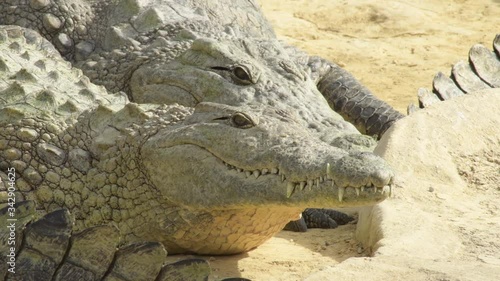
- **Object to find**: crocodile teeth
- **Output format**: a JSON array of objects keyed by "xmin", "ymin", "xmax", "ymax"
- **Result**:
[
  {"xmin": 282, "ymin": 174, "xmax": 286, "ymax": 182},
  {"xmin": 338, "ymin": 187, "xmax": 345, "ymax": 202},
  {"xmin": 237, "ymin": 168, "xmax": 243, "ymax": 173},
  {"xmin": 271, "ymin": 168, "xmax": 279, "ymax": 174},
  {"xmin": 355, "ymin": 187, "xmax": 360, "ymax": 197},
  {"xmin": 253, "ymin": 170, "xmax": 260, "ymax": 179},
  {"xmin": 286, "ymin": 182, "xmax": 295, "ymax": 198},
  {"xmin": 361, "ymin": 186, "xmax": 365, "ymax": 192},
  {"xmin": 316, "ymin": 178, "xmax": 320, "ymax": 188},
  {"xmin": 245, "ymin": 171, "xmax": 252, "ymax": 177},
  {"xmin": 319, "ymin": 176, "xmax": 324, "ymax": 183},
  {"xmin": 262, "ymin": 168, "xmax": 268, "ymax": 175},
  {"xmin": 382, "ymin": 185, "xmax": 392, "ymax": 196},
  {"xmin": 299, "ymin": 181, "xmax": 306, "ymax": 190},
  {"xmin": 307, "ymin": 180, "xmax": 313, "ymax": 190}
]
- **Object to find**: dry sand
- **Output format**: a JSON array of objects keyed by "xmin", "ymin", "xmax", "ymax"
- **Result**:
[
  {"xmin": 167, "ymin": 1, "xmax": 500, "ymax": 280},
  {"xmin": 260, "ymin": 0, "xmax": 499, "ymax": 114}
]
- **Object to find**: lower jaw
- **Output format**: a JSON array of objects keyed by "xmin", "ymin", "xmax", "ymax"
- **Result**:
[{"xmin": 162, "ymin": 207, "xmax": 304, "ymax": 255}]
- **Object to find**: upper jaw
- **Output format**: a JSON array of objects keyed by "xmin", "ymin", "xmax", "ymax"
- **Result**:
[{"xmin": 221, "ymin": 153, "xmax": 393, "ymax": 205}]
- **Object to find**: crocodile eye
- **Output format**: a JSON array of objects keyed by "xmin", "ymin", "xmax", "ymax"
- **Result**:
[
  {"xmin": 231, "ymin": 112, "xmax": 255, "ymax": 128},
  {"xmin": 232, "ymin": 66, "xmax": 252, "ymax": 84}
]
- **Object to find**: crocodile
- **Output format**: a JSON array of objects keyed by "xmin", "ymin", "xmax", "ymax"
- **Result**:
[
  {"xmin": 0, "ymin": 0, "xmax": 496, "ymax": 278},
  {"xmin": 0, "ymin": 0, "xmax": 404, "ymax": 139},
  {"xmin": 0, "ymin": 26, "xmax": 394, "ymax": 280},
  {"xmin": 0, "ymin": 0, "xmax": 407, "ymax": 234}
]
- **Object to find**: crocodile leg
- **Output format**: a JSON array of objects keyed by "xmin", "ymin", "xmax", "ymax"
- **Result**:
[
  {"xmin": 53, "ymin": 225, "xmax": 120, "ymax": 280},
  {"xmin": 7, "ymin": 209, "xmax": 72, "ymax": 281},
  {"xmin": 303, "ymin": 208, "xmax": 354, "ymax": 228},
  {"xmin": 156, "ymin": 259, "xmax": 211, "ymax": 281},
  {"xmin": 309, "ymin": 56, "xmax": 405, "ymax": 139},
  {"xmin": 284, "ymin": 208, "xmax": 354, "ymax": 232},
  {"xmin": 0, "ymin": 203, "xmax": 212, "ymax": 281}
]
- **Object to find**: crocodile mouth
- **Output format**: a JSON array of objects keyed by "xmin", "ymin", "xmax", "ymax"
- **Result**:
[
  {"xmin": 143, "ymin": 122, "xmax": 394, "ymax": 207},
  {"xmin": 218, "ymin": 157, "xmax": 392, "ymax": 203}
]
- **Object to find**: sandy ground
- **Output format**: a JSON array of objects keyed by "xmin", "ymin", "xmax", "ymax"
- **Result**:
[
  {"xmin": 259, "ymin": 0, "xmax": 499, "ymax": 114},
  {"xmin": 168, "ymin": 1, "xmax": 500, "ymax": 280}
]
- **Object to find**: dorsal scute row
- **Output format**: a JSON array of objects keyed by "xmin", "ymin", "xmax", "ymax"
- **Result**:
[{"xmin": 0, "ymin": 25, "xmax": 127, "ymax": 125}]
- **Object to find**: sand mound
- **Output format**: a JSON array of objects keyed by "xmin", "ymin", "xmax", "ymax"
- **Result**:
[{"xmin": 305, "ymin": 90, "xmax": 500, "ymax": 280}]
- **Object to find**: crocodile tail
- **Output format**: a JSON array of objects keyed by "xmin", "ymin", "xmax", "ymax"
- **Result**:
[
  {"xmin": 312, "ymin": 57, "xmax": 404, "ymax": 139},
  {"xmin": 409, "ymin": 34, "xmax": 500, "ymax": 112}
]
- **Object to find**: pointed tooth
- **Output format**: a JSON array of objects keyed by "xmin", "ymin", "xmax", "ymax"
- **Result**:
[
  {"xmin": 326, "ymin": 163, "xmax": 331, "ymax": 179},
  {"xmin": 316, "ymin": 178, "xmax": 320, "ymax": 188},
  {"xmin": 307, "ymin": 180, "xmax": 313, "ymax": 189},
  {"xmin": 278, "ymin": 169, "xmax": 282, "ymax": 175},
  {"xmin": 237, "ymin": 168, "xmax": 243, "ymax": 173},
  {"xmin": 361, "ymin": 186, "xmax": 365, "ymax": 192},
  {"xmin": 245, "ymin": 171, "xmax": 252, "ymax": 177},
  {"xmin": 271, "ymin": 168, "xmax": 278, "ymax": 174},
  {"xmin": 282, "ymin": 174, "xmax": 286, "ymax": 182},
  {"xmin": 262, "ymin": 168, "xmax": 268, "ymax": 175},
  {"xmin": 355, "ymin": 187, "xmax": 360, "ymax": 197},
  {"xmin": 373, "ymin": 186, "xmax": 377, "ymax": 193},
  {"xmin": 320, "ymin": 176, "xmax": 324, "ymax": 183},
  {"xmin": 338, "ymin": 187, "xmax": 345, "ymax": 202},
  {"xmin": 382, "ymin": 185, "xmax": 391, "ymax": 195},
  {"xmin": 299, "ymin": 181, "xmax": 306, "ymax": 190},
  {"xmin": 253, "ymin": 170, "xmax": 260, "ymax": 179},
  {"xmin": 286, "ymin": 182, "xmax": 295, "ymax": 198}
]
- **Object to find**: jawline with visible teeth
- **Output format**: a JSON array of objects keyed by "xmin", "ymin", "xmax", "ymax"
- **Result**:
[{"xmin": 220, "ymin": 159, "xmax": 393, "ymax": 202}]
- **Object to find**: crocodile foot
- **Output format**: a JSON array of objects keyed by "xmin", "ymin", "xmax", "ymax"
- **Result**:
[
  {"xmin": 0, "ymin": 201, "xmax": 212, "ymax": 281},
  {"xmin": 284, "ymin": 208, "xmax": 354, "ymax": 232}
]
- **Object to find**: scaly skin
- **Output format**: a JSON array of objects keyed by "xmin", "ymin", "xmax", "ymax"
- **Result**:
[
  {"xmin": 0, "ymin": 0, "xmax": 403, "ymax": 142},
  {"xmin": 0, "ymin": 26, "xmax": 394, "ymax": 280},
  {"xmin": 409, "ymin": 34, "xmax": 500, "ymax": 112},
  {"xmin": 0, "ymin": 0, "xmax": 405, "ymax": 233}
]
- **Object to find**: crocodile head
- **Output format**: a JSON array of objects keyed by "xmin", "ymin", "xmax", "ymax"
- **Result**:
[
  {"xmin": 130, "ymin": 38, "xmax": 370, "ymax": 148},
  {"xmin": 140, "ymin": 102, "xmax": 393, "ymax": 254}
]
